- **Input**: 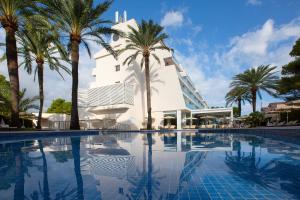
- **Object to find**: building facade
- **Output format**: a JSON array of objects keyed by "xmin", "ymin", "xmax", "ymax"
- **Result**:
[{"xmin": 78, "ymin": 13, "xmax": 232, "ymax": 130}]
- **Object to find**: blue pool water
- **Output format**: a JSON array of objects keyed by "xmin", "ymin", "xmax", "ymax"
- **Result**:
[{"xmin": 0, "ymin": 132, "xmax": 299, "ymax": 200}]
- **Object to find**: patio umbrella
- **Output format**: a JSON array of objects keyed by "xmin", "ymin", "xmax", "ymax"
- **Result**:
[{"xmin": 201, "ymin": 115, "xmax": 216, "ymax": 119}]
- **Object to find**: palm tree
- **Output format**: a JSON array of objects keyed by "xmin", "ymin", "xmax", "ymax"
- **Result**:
[
  {"xmin": 18, "ymin": 88, "xmax": 39, "ymax": 113},
  {"xmin": 39, "ymin": 0, "xmax": 119, "ymax": 130},
  {"xmin": 230, "ymin": 65, "xmax": 279, "ymax": 112},
  {"xmin": 18, "ymin": 25, "xmax": 70, "ymax": 129},
  {"xmin": 225, "ymin": 87, "xmax": 251, "ymax": 117},
  {"xmin": 0, "ymin": 0, "xmax": 37, "ymax": 127},
  {"xmin": 118, "ymin": 20, "xmax": 172, "ymax": 129}
]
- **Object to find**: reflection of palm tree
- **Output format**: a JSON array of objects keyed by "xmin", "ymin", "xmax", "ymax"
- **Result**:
[
  {"xmin": 147, "ymin": 134, "xmax": 152, "ymax": 200},
  {"xmin": 172, "ymin": 151, "xmax": 207, "ymax": 199},
  {"xmin": 38, "ymin": 140, "xmax": 50, "ymax": 200},
  {"xmin": 126, "ymin": 134, "xmax": 163, "ymax": 200},
  {"xmin": 13, "ymin": 143, "xmax": 25, "ymax": 200},
  {"xmin": 225, "ymin": 137, "xmax": 300, "ymax": 198},
  {"xmin": 71, "ymin": 137, "xmax": 84, "ymax": 200},
  {"xmin": 225, "ymin": 137, "xmax": 274, "ymax": 188}
]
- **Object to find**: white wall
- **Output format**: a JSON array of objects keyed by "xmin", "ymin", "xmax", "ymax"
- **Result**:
[{"xmin": 83, "ymin": 18, "xmax": 204, "ymax": 129}]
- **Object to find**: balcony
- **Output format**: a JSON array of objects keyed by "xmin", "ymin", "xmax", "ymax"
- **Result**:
[{"xmin": 85, "ymin": 83, "xmax": 134, "ymax": 111}]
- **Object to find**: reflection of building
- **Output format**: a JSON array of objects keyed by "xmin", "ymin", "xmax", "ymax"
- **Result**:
[
  {"xmin": 84, "ymin": 154, "xmax": 135, "ymax": 178},
  {"xmin": 76, "ymin": 12, "xmax": 232, "ymax": 130},
  {"xmin": 163, "ymin": 132, "xmax": 233, "ymax": 152}
]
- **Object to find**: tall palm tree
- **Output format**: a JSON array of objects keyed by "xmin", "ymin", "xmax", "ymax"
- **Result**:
[
  {"xmin": 225, "ymin": 86, "xmax": 251, "ymax": 117},
  {"xmin": 39, "ymin": 0, "xmax": 119, "ymax": 130},
  {"xmin": 230, "ymin": 65, "xmax": 279, "ymax": 112},
  {"xmin": 118, "ymin": 20, "xmax": 172, "ymax": 129},
  {"xmin": 18, "ymin": 25, "xmax": 70, "ymax": 129},
  {"xmin": 0, "ymin": 0, "xmax": 36, "ymax": 127}
]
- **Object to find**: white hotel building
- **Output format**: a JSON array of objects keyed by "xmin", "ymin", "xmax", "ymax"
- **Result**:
[{"xmin": 77, "ymin": 12, "xmax": 233, "ymax": 130}]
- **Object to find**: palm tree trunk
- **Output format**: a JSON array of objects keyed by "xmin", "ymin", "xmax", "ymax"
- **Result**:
[
  {"xmin": 70, "ymin": 39, "xmax": 80, "ymax": 130},
  {"xmin": 4, "ymin": 27, "xmax": 20, "ymax": 127},
  {"xmin": 252, "ymin": 89, "xmax": 257, "ymax": 112},
  {"xmin": 237, "ymin": 97, "xmax": 242, "ymax": 117},
  {"xmin": 145, "ymin": 55, "xmax": 152, "ymax": 130},
  {"xmin": 36, "ymin": 63, "xmax": 44, "ymax": 129}
]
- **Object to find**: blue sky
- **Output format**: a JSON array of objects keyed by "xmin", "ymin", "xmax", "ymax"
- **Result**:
[
  {"xmin": 1, "ymin": 0, "xmax": 300, "ymax": 113},
  {"xmin": 105, "ymin": 0, "xmax": 300, "ymax": 113}
]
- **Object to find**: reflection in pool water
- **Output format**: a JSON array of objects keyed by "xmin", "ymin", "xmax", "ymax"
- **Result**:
[{"xmin": 0, "ymin": 132, "xmax": 299, "ymax": 199}]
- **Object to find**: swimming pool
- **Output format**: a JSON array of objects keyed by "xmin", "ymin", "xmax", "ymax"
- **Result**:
[{"xmin": 0, "ymin": 131, "xmax": 299, "ymax": 200}]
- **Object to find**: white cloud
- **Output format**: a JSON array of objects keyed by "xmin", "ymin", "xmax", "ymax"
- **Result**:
[
  {"xmin": 247, "ymin": 0, "xmax": 262, "ymax": 5},
  {"xmin": 161, "ymin": 10, "xmax": 184, "ymax": 28},
  {"xmin": 217, "ymin": 18, "xmax": 300, "ymax": 72},
  {"xmin": 175, "ymin": 51, "xmax": 230, "ymax": 107},
  {"xmin": 170, "ymin": 17, "xmax": 300, "ymax": 113}
]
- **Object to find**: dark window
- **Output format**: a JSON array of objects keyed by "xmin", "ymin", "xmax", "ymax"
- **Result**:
[
  {"xmin": 115, "ymin": 81, "xmax": 120, "ymax": 83},
  {"xmin": 164, "ymin": 57, "xmax": 175, "ymax": 66},
  {"xmin": 115, "ymin": 65, "xmax": 120, "ymax": 71}
]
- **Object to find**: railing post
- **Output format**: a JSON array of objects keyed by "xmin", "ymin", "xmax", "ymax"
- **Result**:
[{"xmin": 123, "ymin": 83, "xmax": 126, "ymax": 104}]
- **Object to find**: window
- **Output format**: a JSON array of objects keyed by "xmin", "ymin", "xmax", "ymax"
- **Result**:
[
  {"xmin": 115, "ymin": 81, "xmax": 120, "ymax": 83},
  {"xmin": 115, "ymin": 65, "xmax": 120, "ymax": 71},
  {"xmin": 164, "ymin": 57, "xmax": 175, "ymax": 66}
]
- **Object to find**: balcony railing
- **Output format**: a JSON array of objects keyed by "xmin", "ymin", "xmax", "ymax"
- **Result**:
[{"xmin": 86, "ymin": 83, "xmax": 134, "ymax": 108}]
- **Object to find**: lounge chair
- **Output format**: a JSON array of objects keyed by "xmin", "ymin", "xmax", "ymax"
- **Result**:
[
  {"xmin": 267, "ymin": 121, "xmax": 275, "ymax": 127},
  {"xmin": 0, "ymin": 119, "xmax": 9, "ymax": 128},
  {"xmin": 287, "ymin": 120, "xmax": 298, "ymax": 126},
  {"xmin": 206, "ymin": 124, "xmax": 213, "ymax": 128},
  {"xmin": 277, "ymin": 121, "xmax": 286, "ymax": 126},
  {"xmin": 190, "ymin": 125, "xmax": 196, "ymax": 129}
]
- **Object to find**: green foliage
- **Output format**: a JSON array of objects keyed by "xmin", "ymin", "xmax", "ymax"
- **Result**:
[
  {"xmin": 290, "ymin": 38, "xmax": 300, "ymax": 57},
  {"xmin": 0, "ymin": 75, "xmax": 38, "ymax": 116},
  {"xmin": 225, "ymin": 86, "xmax": 251, "ymax": 116},
  {"xmin": 18, "ymin": 24, "xmax": 71, "ymax": 78},
  {"xmin": 47, "ymin": 98, "xmax": 71, "ymax": 114},
  {"xmin": 38, "ymin": 0, "xmax": 119, "ymax": 58},
  {"xmin": 0, "ymin": 75, "xmax": 11, "ymax": 116},
  {"xmin": 18, "ymin": 88, "xmax": 39, "ymax": 112},
  {"xmin": 118, "ymin": 20, "xmax": 172, "ymax": 67},
  {"xmin": 230, "ymin": 65, "xmax": 279, "ymax": 111},
  {"xmin": 245, "ymin": 112, "xmax": 265, "ymax": 127},
  {"xmin": 278, "ymin": 38, "xmax": 300, "ymax": 100},
  {"xmin": 231, "ymin": 65, "xmax": 279, "ymax": 98},
  {"xmin": 226, "ymin": 87, "xmax": 251, "ymax": 106}
]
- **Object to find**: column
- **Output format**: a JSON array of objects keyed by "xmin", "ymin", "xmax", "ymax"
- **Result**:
[
  {"xmin": 177, "ymin": 131, "xmax": 182, "ymax": 152},
  {"xmin": 230, "ymin": 108, "xmax": 234, "ymax": 127},
  {"xmin": 177, "ymin": 110, "xmax": 182, "ymax": 130}
]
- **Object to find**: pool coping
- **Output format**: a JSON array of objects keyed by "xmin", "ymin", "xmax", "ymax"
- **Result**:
[
  {"xmin": 0, "ymin": 128, "xmax": 299, "ymax": 142},
  {"xmin": 0, "ymin": 130, "xmax": 99, "ymax": 142}
]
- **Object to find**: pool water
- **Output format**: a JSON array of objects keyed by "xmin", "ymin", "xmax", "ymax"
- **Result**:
[{"xmin": 0, "ymin": 132, "xmax": 299, "ymax": 200}]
